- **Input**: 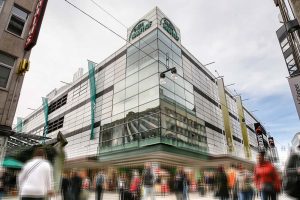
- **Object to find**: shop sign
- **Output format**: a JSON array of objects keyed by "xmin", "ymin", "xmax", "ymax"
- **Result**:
[
  {"xmin": 268, "ymin": 137, "xmax": 275, "ymax": 148},
  {"xmin": 254, "ymin": 123, "xmax": 265, "ymax": 151},
  {"xmin": 288, "ymin": 75, "xmax": 300, "ymax": 119},
  {"xmin": 160, "ymin": 18, "xmax": 179, "ymax": 41},
  {"xmin": 129, "ymin": 20, "xmax": 152, "ymax": 41},
  {"xmin": 24, "ymin": 0, "xmax": 48, "ymax": 51}
]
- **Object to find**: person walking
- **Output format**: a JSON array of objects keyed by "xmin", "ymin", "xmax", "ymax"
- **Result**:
[
  {"xmin": 227, "ymin": 164, "xmax": 237, "ymax": 199},
  {"xmin": 95, "ymin": 171, "xmax": 105, "ymax": 200},
  {"xmin": 130, "ymin": 170, "xmax": 141, "ymax": 200},
  {"xmin": 81, "ymin": 176, "xmax": 90, "ymax": 200},
  {"xmin": 61, "ymin": 173, "xmax": 70, "ymax": 200},
  {"xmin": 283, "ymin": 144, "xmax": 300, "ymax": 199},
  {"xmin": 71, "ymin": 172, "xmax": 82, "ymax": 200},
  {"xmin": 141, "ymin": 163, "xmax": 155, "ymax": 200},
  {"xmin": 174, "ymin": 168, "xmax": 188, "ymax": 200},
  {"xmin": 18, "ymin": 147, "xmax": 54, "ymax": 200},
  {"xmin": 237, "ymin": 165, "xmax": 253, "ymax": 200},
  {"xmin": 254, "ymin": 151, "xmax": 281, "ymax": 200},
  {"xmin": 215, "ymin": 166, "xmax": 229, "ymax": 200}
]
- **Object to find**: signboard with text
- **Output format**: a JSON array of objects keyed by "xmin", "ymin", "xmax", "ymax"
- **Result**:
[
  {"xmin": 254, "ymin": 122, "xmax": 265, "ymax": 152},
  {"xmin": 288, "ymin": 75, "xmax": 300, "ymax": 119},
  {"xmin": 24, "ymin": 0, "xmax": 48, "ymax": 51}
]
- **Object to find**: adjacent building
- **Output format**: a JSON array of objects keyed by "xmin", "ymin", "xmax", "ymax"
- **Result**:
[
  {"xmin": 0, "ymin": 0, "xmax": 48, "ymax": 160},
  {"xmin": 14, "ymin": 8, "xmax": 274, "ymax": 175}
]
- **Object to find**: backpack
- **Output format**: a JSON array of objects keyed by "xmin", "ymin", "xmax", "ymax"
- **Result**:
[
  {"xmin": 143, "ymin": 170, "xmax": 154, "ymax": 186},
  {"xmin": 96, "ymin": 175, "xmax": 104, "ymax": 187}
]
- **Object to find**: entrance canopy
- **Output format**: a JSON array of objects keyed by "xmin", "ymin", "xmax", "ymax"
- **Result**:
[{"xmin": 3, "ymin": 130, "xmax": 50, "ymax": 156}]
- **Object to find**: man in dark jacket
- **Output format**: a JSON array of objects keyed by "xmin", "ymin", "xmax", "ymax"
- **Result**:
[
  {"xmin": 284, "ymin": 144, "xmax": 300, "ymax": 199},
  {"xmin": 61, "ymin": 173, "xmax": 70, "ymax": 200},
  {"xmin": 71, "ymin": 172, "xmax": 82, "ymax": 200},
  {"xmin": 174, "ymin": 168, "xmax": 188, "ymax": 200}
]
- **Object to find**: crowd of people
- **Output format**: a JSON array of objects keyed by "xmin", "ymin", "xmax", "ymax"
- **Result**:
[{"xmin": 1, "ymin": 147, "xmax": 300, "ymax": 200}]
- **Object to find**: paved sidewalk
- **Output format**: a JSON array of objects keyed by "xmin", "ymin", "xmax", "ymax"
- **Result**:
[{"xmin": 3, "ymin": 191, "xmax": 294, "ymax": 199}]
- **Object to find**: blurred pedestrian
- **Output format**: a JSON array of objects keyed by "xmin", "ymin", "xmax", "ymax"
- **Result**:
[
  {"xmin": 254, "ymin": 151, "xmax": 281, "ymax": 200},
  {"xmin": 118, "ymin": 173, "xmax": 127, "ymax": 200},
  {"xmin": 130, "ymin": 170, "xmax": 141, "ymax": 200},
  {"xmin": 283, "ymin": 144, "xmax": 300, "ymax": 199},
  {"xmin": 227, "ymin": 164, "xmax": 237, "ymax": 199},
  {"xmin": 95, "ymin": 171, "xmax": 105, "ymax": 200},
  {"xmin": 81, "ymin": 175, "xmax": 90, "ymax": 200},
  {"xmin": 141, "ymin": 163, "xmax": 155, "ymax": 200},
  {"xmin": 18, "ymin": 147, "xmax": 54, "ymax": 200},
  {"xmin": 215, "ymin": 166, "xmax": 229, "ymax": 200},
  {"xmin": 71, "ymin": 172, "xmax": 82, "ymax": 200},
  {"xmin": 61, "ymin": 173, "xmax": 70, "ymax": 200},
  {"xmin": 174, "ymin": 168, "xmax": 188, "ymax": 200},
  {"xmin": 237, "ymin": 165, "xmax": 253, "ymax": 200}
]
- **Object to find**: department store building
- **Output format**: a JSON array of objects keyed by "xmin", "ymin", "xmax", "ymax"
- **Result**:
[{"xmin": 17, "ymin": 7, "xmax": 272, "ymax": 171}]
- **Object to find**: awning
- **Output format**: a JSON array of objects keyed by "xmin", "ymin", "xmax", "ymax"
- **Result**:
[{"xmin": 1, "ymin": 157, "xmax": 23, "ymax": 169}]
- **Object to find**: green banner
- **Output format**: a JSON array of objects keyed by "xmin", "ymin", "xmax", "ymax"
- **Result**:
[
  {"xmin": 42, "ymin": 97, "xmax": 49, "ymax": 141},
  {"xmin": 88, "ymin": 60, "xmax": 96, "ymax": 140},
  {"xmin": 16, "ymin": 117, "xmax": 23, "ymax": 133}
]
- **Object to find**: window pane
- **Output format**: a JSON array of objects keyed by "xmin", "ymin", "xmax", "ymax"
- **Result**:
[
  {"xmin": 139, "ymin": 50, "xmax": 158, "ymax": 70},
  {"xmin": 126, "ymin": 61, "xmax": 138, "ymax": 76},
  {"xmin": 127, "ymin": 42, "xmax": 139, "ymax": 56},
  {"xmin": 113, "ymin": 90, "xmax": 125, "ymax": 104},
  {"xmin": 114, "ymin": 79, "xmax": 125, "ymax": 93},
  {"xmin": 158, "ymin": 30, "xmax": 172, "ymax": 47},
  {"xmin": 127, "ymin": 51, "xmax": 139, "ymax": 66},
  {"xmin": 172, "ymin": 42, "xmax": 181, "ymax": 56},
  {"xmin": 7, "ymin": 15, "xmax": 25, "ymax": 36},
  {"xmin": 185, "ymin": 90, "xmax": 194, "ymax": 104},
  {"xmin": 139, "ymin": 73, "xmax": 158, "ymax": 92},
  {"xmin": 140, "ymin": 30, "xmax": 157, "ymax": 48},
  {"xmin": 125, "ymin": 95, "xmax": 138, "ymax": 110},
  {"xmin": 139, "ymin": 61, "xmax": 158, "ymax": 80},
  {"xmin": 126, "ymin": 83, "xmax": 138, "ymax": 98},
  {"xmin": 174, "ymin": 84, "xmax": 185, "ymax": 98},
  {"xmin": 0, "ymin": 52, "xmax": 15, "ymax": 66},
  {"xmin": 12, "ymin": 6, "xmax": 28, "ymax": 20},
  {"xmin": 139, "ymin": 99, "xmax": 159, "ymax": 112},
  {"xmin": 113, "ymin": 101, "xmax": 124, "ymax": 115},
  {"xmin": 139, "ymin": 86, "xmax": 159, "ymax": 105},
  {"xmin": 140, "ymin": 40, "xmax": 157, "ymax": 57},
  {"xmin": 126, "ymin": 72, "xmax": 138, "ymax": 87},
  {"xmin": 0, "ymin": 65, "xmax": 11, "ymax": 88}
]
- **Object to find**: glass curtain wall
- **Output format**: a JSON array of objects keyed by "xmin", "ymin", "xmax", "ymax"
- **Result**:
[
  {"xmin": 158, "ymin": 30, "xmax": 207, "ymax": 152},
  {"xmin": 100, "ymin": 30, "xmax": 161, "ymax": 151},
  {"xmin": 99, "ymin": 29, "xmax": 208, "ymax": 153}
]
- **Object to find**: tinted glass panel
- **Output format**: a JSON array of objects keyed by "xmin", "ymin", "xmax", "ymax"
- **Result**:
[{"xmin": 139, "ymin": 74, "xmax": 158, "ymax": 92}]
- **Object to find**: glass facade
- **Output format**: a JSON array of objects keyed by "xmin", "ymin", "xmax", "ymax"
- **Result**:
[{"xmin": 98, "ymin": 29, "xmax": 208, "ymax": 153}]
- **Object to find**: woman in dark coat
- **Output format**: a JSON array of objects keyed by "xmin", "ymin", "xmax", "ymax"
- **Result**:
[{"xmin": 215, "ymin": 166, "xmax": 229, "ymax": 200}]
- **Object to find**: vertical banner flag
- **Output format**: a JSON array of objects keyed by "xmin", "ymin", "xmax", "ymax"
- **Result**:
[
  {"xmin": 236, "ymin": 96, "xmax": 251, "ymax": 159},
  {"xmin": 88, "ymin": 60, "xmax": 96, "ymax": 140},
  {"xmin": 217, "ymin": 78, "xmax": 235, "ymax": 153},
  {"xmin": 16, "ymin": 117, "xmax": 24, "ymax": 133},
  {"xmin": 42, "ymin": 97, "xmax": 49, "ymax": 142}
]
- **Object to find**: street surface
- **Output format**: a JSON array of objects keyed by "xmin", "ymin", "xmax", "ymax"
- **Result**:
[{"xmin": 3, "ymin": 191, "xmax": 294, "ymax": 200}]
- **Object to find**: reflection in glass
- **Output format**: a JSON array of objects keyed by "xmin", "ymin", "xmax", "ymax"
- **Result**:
[
  {"xmin": 126, "ymin": 83, "xmax": 138, "ymax": 98},
  {"xmin": 139, "ymin": 61, "xmax": 158, "ymax": 80}
]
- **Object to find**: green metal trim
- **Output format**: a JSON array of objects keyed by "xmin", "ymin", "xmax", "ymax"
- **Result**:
[
  {"xmin": 42, "ymin": 97, "xmax": 49, "ymax": 142},
  {"xmin": 88, "ymin": 60, "xmax": 97, "ymax": 140}
]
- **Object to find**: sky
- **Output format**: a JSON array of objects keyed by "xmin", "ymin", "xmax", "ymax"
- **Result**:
[{"xmin": 15, "ymin": 0, "xmax": 300, "ymax": 165}]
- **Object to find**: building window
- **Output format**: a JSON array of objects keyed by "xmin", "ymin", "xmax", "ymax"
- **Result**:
[
  {"xmin": 48, "ymin": 116, "xmax": 64, "ymax": 134},
  {"xmin": 48, "ymin": 94, "xmax": 68, "ymax": 114},
  {"xmin": 0, "ymin": 52, "xmax": 15, "ymax": 88},
  {"xmin": 7, "ymin": 5, "xmax": 28, "ymax": 37}
]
